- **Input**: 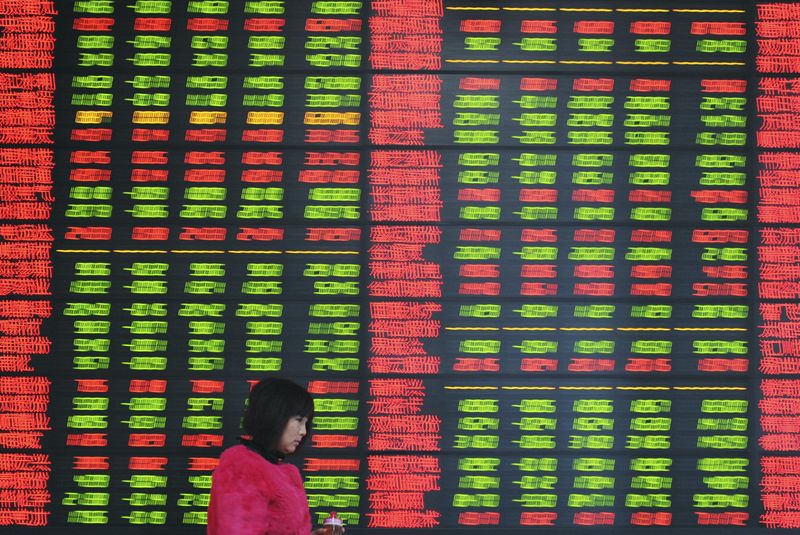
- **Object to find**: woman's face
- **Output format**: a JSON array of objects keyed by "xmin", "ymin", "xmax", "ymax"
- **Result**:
[{"xmin": 277, "ymin": 415, "xmax": 308, "ymax": 454}]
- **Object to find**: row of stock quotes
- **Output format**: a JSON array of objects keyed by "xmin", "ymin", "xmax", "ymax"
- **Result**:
[{"xmin": 1, "ymin": 0, "xmax": 800, "ymax": 531}]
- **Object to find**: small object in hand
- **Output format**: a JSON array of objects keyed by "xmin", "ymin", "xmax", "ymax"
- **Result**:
[{"xmin": 322, "ymin": 511, "xmax": 344, "ymax": 535}]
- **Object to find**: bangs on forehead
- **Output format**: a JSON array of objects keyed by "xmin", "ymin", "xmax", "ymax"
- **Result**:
[{"xmin": 290, "ymin": 392, "xmax": 314, "ymax": 418}]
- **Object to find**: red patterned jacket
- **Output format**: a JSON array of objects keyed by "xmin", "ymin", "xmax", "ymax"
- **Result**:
[{"xmin": 208, "ymin": 444, "xmax": 311, "ymax": 535}]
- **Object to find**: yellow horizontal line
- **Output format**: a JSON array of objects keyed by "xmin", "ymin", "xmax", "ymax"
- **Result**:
[
  {"xmin": 449, "ymin": 60, "xmax": 743, "ymax": 66},
  {"xmin": 116, "ymin": 250, "xmax": 167, "ymax": 254},
  {"xmin": 675, "ymin": 328, "xmax": 747, "ymax": 331},
  {"xmin": 445, "ymin": 388, "xmax": 495, "ymax": 392},
  {"xmin": 449, "ymin": 7, "xmax": 742, "ymax": 13},
  {"xmin": 673, "ymin": 62, "xmax": 745, "ymax": 66},
  {"xmin": 463, "ymin": 386, "xmax": 749, "ymax": 391},
  {"xmin": 228, "ymin": 250, "xmax": 282, "ymax": 254},
  {"xmin": 673, "ymin": 9, "xmax": 745, "ymax": 13},
  {"xmin": 57, "ymin": 249, "xmax": 111, "ymax": 253},
  {"xmin": 560, "ymin": 387, "xmax": 614, "ymax": 391},
  {"xmin": 286, "ymin": 250, "xmax": 359, "ymax": 254},
  {"xmin": 448, "ymin": 327, "xmax": 747, "ymax": 332},
  {"xmin": 59, "ymin": 249, "xmax": 361, "ymax": 255},
  {"xmin": 674, "ymin": 387, "xmax": 746, "ymax": 391}
]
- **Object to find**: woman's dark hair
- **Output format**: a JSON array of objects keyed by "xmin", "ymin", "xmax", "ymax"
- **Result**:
[{"xmin": 242, "ymin": 377, "xmax": 314, "ymax": 452}]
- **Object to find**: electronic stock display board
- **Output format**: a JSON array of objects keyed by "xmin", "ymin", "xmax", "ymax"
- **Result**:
[{"xmin": 1, "ymin": 0, "xmax": 800, "ymax": 532}]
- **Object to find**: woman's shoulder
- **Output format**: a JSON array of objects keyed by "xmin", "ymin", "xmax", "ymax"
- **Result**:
[
  {"xmin": 219, "ymin": 443, "xmax": 253, "ymax": 458},
  {"xmin": 214, "ymin": 444, "xmax": 302, "ymax": 489},
  {"xmin": 217, "ymin": 445, "xmax": 300, "ymax": 473},
  {"xmin": 217, "ymin": 444, "xmax": 264, "ymax": 468}
]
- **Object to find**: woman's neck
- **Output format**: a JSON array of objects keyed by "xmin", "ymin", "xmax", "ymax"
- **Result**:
[{"xmin": 239, "ymin": 436, "xmax": 285, "ymax": 464}]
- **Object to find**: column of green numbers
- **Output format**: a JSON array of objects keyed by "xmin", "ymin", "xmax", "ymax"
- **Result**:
[
  {"xmin": 512, "ymin": 398, "xmax": 558, "ymax": 519},
  {"xmin": 626, "ymin": 399, "xmax": 673, "ymax": 515},
  {"xmin": 241, "ymin": 262, "xmax": 283, "ymax": 373},
  {"xmin": 64, "ymin": 261, "xmax": 113, "ymax": 525},
  {"xmin": 122, "ymin": 261, "xmax": 170, "ymax": 525},
  {"xmin": 569, "ymin": 398, "xmax": 615, "ymax": 516},
  {"xmin": 453, "ymin": 397, "xmax": 501, "ymax": 515},
  {"xmin": 693, "ymin": 398, "xmax": 749, "ymax": 519}
]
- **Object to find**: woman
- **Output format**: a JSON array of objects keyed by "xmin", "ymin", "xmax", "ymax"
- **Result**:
[{"xmin": 208, "ymin": 377, "xmax": 329, "ymax": 535}]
